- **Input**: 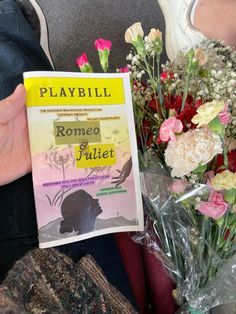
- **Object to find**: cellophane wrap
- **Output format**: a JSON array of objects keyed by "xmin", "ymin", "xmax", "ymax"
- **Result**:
[{"xmin": 133, "ymin": 151, "xmax": 236, "ymax": 313}]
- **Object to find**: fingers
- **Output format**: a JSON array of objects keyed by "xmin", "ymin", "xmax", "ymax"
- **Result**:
[
  {"xmin": 110, "ymin": 179, "xmax": 122, "ymax": 187},
  {"xmin": 0, "ymin": 84, "xmax": 26, "ymax": 125},
  {"xmin": 111, "ymin": 175, "xmax": 125, "ymax": 186}
]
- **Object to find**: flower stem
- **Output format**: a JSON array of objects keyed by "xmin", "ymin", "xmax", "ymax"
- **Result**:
[
  {"xmin": 156, "ymin": 59, "xmax": 163, "ymax": 105},
  {"xmin": 221, "ymin": 136, "xmax": 228, "ymax": 169},
  {"xmin": 143, "ymin": 56, "xmax": 166, "ymax": 119},
  {"xmin": 180, "ymin": 54, "xmax": 194, "ymax": 112}
]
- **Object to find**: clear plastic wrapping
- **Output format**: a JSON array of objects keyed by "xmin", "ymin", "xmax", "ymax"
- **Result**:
[{"xmin": 134, "ymin": 151, "xmax": 236, "ymax": 313}]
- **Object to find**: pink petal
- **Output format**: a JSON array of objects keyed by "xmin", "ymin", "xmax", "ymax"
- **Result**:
[
  {"xmin": 197, "ymin": 190, "xmax": 229, "ymax": 220},
  {"xmin": 94, "ymin": 39, "xmax": 112, "ymax": 51},
  {"xmin": 76, "ymin": 53, "xmax": 89, "ymax": 67},
  {"xmin": 218, "ymin": 103, "xmax": 231, "ymax": 125},
  {"xmin": 119, "ymin": 67, "xmax": 129, "ymax": 73},
  {"xmin": 159, "ymin": 117, "xmax": 183, "ymax": 142},
  {"xmin": 173, "ymin": 119, "xmax": 183, "ymax": 133},
  {"xmin": 169, "ymin": 130, "xmax": 177, "ymax": 141},
  {"xmin": 198, "ymin": 202, "xmax": 228, "ymax": 219}
]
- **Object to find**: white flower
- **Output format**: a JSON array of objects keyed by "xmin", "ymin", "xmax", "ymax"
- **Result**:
[
  {"xmin": 212, "ymin": 170, "xmax": 236, "ymax": 190},
  {"xmin": 193, "ymin": 48, "xmax": 208, "ymax": 66},
  {"xmin": 147, "ymin": 28, "xmax": 162, "ymax": 43},
  {"xmin": 126, "ymin": 53, "xmax": 133, "ymax": 61},
  {"xmin": 165, "ymin": 128, "xmax": 222, "ymax": 177},
  {"xmin": 137, "ymin": 71, "xmax": 144, "ymax": 79},
  {"xmin": 191, "ymin": 100, "xmax": 225, "ymax": 127},
  {"xmin": 125, "ymin": 22, "xmax": 144, "ymax": 44}
]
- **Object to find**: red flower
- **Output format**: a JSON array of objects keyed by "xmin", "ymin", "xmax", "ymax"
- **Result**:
[
  {"xmin": 228, "ymin": 151, "xmax": 236, "ymax": 172},
  {"xmin": 142, "ymin": 119, "xmax": 151, "ymax": 135},
  {"xmin": 216, "ymin": 150, "xmax": 236, "ymax": 173},
  {"xmin": 224, "ymin": 229, "xmax": 230, "ymax": 241},
  {"xmin": 160, "ymin": 72, "xmax": 175, "ymax": 83},
  {"xmin": 177, "ymin": 97, "xmax": 202, "ymax": 131},
  {"xmin": 164, "ymin": 95, "xmax": 182, "ymax": 112},
  {"xmin": 224, "ymin": 229, "xmax": 234, "ymax": 241},
  {"xmin": 156, "ymin": 136, "xmax": 162, "ymax": 145},
  {"xmin": 146, "ymin": 133, "xmax": 154, "ymax": 147},
  {"xmin": 148, "ymin": 98, "xmax": 159, "ymax": 111}
]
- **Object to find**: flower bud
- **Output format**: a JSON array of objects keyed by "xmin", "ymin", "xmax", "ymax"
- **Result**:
[
  {"xmin": 94, "ymin": 39, "xmax": 112, "ymax": 72},
  {"xmin": 193, "ymin": 48, "xmax": 208, "ymax": 66},
  {"xmin": 125, "ymin": 22, "xmax": 146, "ymax": 56},
  {"xmin": 76, "ymin": 53, "xmax": 93, "ymax": 72}
]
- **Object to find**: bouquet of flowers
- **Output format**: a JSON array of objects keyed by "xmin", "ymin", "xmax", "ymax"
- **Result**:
[{"xmin": 75, "ymin": 23, "xmax": 236, "ymax": 313}]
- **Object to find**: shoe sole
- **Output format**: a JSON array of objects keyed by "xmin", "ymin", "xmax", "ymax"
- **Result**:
[
  {"xmin": 29, "ymin": 0, "xmax": 55, "ymax": 68},
  {"xmin": 157, "ymin": 0, "xmax": 196, "ymax": 61}
]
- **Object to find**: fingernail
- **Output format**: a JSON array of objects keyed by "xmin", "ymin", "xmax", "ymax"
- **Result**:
[{"xmin": 15, "ymin": 83, "xmax": 25, "ymax": 93}]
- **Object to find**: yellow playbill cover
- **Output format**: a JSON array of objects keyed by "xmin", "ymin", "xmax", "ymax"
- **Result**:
[{"xmin": 24, "ymin": 71, "xmax": 143, "ymax": 248}]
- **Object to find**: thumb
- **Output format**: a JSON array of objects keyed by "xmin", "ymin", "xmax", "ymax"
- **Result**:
[{"xmin": 0, "ymin": 84, "xmax": 26, "ymax": 125}]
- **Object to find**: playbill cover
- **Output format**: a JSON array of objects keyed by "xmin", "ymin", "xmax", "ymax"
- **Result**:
[{"xmin": 24, "ymin": 71, "xmax": 143, "ymax": 248}]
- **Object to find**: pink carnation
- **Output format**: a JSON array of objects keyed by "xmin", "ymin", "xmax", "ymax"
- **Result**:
[
  {"xmin": 119, "ymin": 67, "xmax": 129, "ymax": 73},
  {"xmin": 94, "ymin": 39, "xmax": 112, "ymax": 51},
  {"xmin": 218, "ymin": 103, "xmax": 231, "ymax": 125},
  {"xmin": 76, "ymin": 53, "xmax": 89, "ymax": 67},
  {"xmin": 197, "ymin": 190, "xmax": 229, "ymax": 220},
  {"xmin": 205, "ymin": 170, "xmax": 215, "ymax": 187},
  {"xmin": 159, "ymin": 117, "xmax": 183, "ymax": 142},
  {"xmin": 168, "ymin": 179, "xmax": 188, "ymax": 194}
]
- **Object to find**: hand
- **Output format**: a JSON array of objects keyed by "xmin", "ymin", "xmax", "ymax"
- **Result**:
[
  {"xmin": 0, "ymin": 84, "xmax": 31, "ymax": 186},
  {"xmin": 111, "ymin": 156, "xmax": 132, "ymax": 187}
]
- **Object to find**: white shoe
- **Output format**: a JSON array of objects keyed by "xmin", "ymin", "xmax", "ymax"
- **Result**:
[{"xmin": 157, "ymin": 0, "xmax": 206, "ymax": 61}]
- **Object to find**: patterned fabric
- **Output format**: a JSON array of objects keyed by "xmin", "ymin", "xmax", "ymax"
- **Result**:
[{"xmin": 0, "ymin": 248, "xmax": 137, "ymax": 314}]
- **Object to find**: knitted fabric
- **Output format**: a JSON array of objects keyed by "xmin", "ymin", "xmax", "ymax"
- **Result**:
[{"xmin": 0, "ymin": 248, "xmax": 137, "ymax": 313}]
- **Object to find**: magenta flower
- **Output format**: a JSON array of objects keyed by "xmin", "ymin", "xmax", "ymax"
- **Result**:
[
  {"xmin": 119, "ymin": 67, "xmax": 130, "ymax": 73},
  {"xmin": 75, "ymin": 53, "xmax": 93, "ymax": 72},
  {"xmin": 94, "ymin": 39, "xmax": 112, "ymax": 51},
  {"xmin": 159, "ymin": 117, "xmax": 183, "ymax": 142},
  {"xmin": 218, "ymin": 103, "xmax": 231, "ymax": 125},
  {"xmin": 94, "ymin": 39, "xmax": 112, "ymax": 72},
  {"xmin": 76, "ymin": 53, "xmax": 88, "ymax": 67},
  {"xmin": 197, "ymin": 190, "xmax": 229, "ymax": 220}
]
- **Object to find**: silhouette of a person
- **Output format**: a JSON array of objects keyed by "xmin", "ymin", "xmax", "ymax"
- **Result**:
[{"xmin": 60, "ymin": 190, "xmax": 102, "ymax": 235}]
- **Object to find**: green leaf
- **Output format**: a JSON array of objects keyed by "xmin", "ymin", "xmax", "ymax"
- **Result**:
[
  {"xmin": 208, "ymin": 116, "xmax": 224, "ymax": 135},
  {"xmin": 133, "ymin": 35, "xmax": 146, "ymax": 57},
  {"xmin": 193, "ymin": 164, "xmax": 208, "ymax": 174},
  {"xmin": 224, "ymin": 189, "xmax": 236, "ymax": 204},
  {"xmin": 199, "ymin": 68, "xmax": 209, "ymax": 78},
  {"xmin": 98, "ymin": 49, "xmax": 110, "ymax": 72}
]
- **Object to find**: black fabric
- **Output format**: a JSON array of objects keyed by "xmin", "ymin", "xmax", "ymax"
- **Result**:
[{"xmin": 0, "ymin": 0, "xmax": 136, "ymax": 308}]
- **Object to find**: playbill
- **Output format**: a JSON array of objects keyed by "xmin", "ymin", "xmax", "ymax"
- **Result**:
[{"xmin": 24, "ymin": 71, "xmax": 143, "ymax": 248}]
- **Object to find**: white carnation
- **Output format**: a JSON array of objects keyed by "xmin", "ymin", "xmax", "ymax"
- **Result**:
[{"xmin": 165, "ymin": 128, "xmax": 222, "ymax": 177}]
